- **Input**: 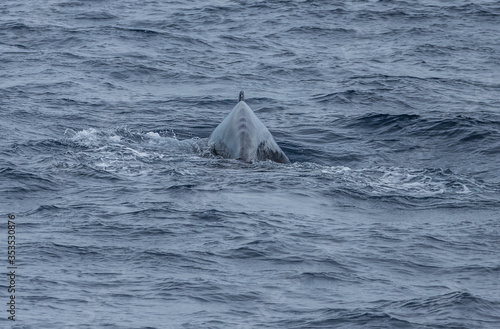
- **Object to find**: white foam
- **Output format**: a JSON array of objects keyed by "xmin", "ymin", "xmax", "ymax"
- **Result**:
[
  {"xmin": 313, "ymin": 164, "xmax": 475, "ymax": 199},
  {"xmin": 123, "ymin": 147, "xmax": 149, "ymax": 158},
  {"xmin": 145, "ymin": 132, "xmax": 161, "ymax": 139},
  {"xmin": 71, "ymin": 128, "xmax": 100, "ymax": 146}
]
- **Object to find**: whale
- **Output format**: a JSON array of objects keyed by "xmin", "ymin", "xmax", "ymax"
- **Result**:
[{"xmin": 208, "ymin": 91, "xmax": 290, "ymax": 164}]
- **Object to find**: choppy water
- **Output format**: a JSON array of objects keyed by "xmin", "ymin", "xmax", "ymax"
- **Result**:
[{"xmin": 1, "ymin": 0, "xmax": 500, "ymax": 328}]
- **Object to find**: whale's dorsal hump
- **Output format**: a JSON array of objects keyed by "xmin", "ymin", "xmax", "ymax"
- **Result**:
[{"xmin": 208, "ymin": 91, "xmax": 290, "ymax": 164}]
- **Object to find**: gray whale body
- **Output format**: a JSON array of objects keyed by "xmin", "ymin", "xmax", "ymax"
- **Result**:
[{"xmin": 208, "ymin": 92, "xmax": 290, "ymax": 164}]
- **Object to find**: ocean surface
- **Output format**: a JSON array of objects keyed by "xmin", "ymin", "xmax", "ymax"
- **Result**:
[{"xmin": 1, "ymin": 0, "xmax": 500, "ymax": 328}]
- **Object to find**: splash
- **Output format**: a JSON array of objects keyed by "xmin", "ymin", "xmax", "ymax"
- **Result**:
[{"xmin": 63, "ymin": 127, "xmax": 204, "ymax": 176}]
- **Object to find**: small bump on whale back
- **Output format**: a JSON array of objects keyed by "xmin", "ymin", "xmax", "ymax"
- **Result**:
[{"xmin": 239, "ymin": 90, "xmax": 244, "ymax": 102}]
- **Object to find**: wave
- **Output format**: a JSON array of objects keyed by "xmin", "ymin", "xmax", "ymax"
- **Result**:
[
  {"xmin": 6, "ymin": 125, "xmax": 497, "ymax": 210},
  {"xmin": 340, "ymin": 112, "xmax": 500, "ymax": 151},
  {"xmin": 386, "ymin": 291, "xmax": 500, "ymax": 327},
  {"xmin": 296, "ymin": 163, "xmax": 498, "ymax": 209},
  {"xmin": 59, "ymin": 127, "xmax": 206, "ymax": 176}
]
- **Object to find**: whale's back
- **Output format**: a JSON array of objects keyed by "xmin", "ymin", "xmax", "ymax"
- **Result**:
[{"xmin": 208, "ymin": 100, "xmax": 289, "ymax": 164}]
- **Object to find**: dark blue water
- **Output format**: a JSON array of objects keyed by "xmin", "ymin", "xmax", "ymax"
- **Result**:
[{"xmin": 1, "ymin": 0, "xmax": 500, "ymax": 328}]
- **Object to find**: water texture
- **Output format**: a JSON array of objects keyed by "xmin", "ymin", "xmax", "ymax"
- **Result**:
[{"xmin": 1, "ymin": 0, "xmax": 499, "ymax": 328}]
